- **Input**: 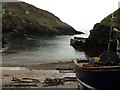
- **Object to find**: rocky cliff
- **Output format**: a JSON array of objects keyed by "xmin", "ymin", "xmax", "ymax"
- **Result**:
[{"xmin": 83, "ymin": 8, "xmax": 120, "ymax": 56}]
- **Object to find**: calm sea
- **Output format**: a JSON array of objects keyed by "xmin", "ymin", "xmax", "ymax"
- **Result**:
[{"xmin": 2, "ymin": 36, "xmax": 86, "ymax": 66}]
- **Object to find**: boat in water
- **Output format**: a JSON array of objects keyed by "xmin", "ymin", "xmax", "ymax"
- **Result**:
[{"xmin": 74, "ymin": 14, "xmax": 120, "ymax": 89}]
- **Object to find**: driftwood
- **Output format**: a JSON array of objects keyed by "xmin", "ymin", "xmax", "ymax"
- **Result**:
[
  {"xmin": 13, "ymin": 83, "xmax": 38, "ymax": 87},
  {"xmin": 22, "ymin": 77, "xmax": 40, "ymax": 83},
  {"xmin": 44, "ymin": 78, "xmax": 64, "ymax": 86},
  {"xmin": 12, "ymin": 77, "xmax": 40, "ymax": 83},
  {"xmin": 63, "ymin": 77, "xmax": 77, "ymax": 82},
  {"xmin": 8, "ymin": 77, "xmax": 39, "ymax": 87},
  {"xmin": 44, "ymin": 77, "xmax": 77, "ymax": 87},
  {"xmin": 5, "ymin": 83, "xmax": 38, "ymax": 87},
  {"xmin": 12, "ymin": 77, "xmax": 21, "ymax": 82}
]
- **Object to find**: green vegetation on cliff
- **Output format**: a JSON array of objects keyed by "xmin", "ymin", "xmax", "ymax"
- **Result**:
[
  {"xmin": 101, "ymin": 8, "xmax": 120, "ymax": 29},
  {"xmin": 2, "ymin": 2, "xmax": 82, "ymax": 37}
]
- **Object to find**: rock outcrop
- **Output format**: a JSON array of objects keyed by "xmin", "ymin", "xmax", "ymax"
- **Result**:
[{"xmin": 83, "ymin": 8, "xmax": 120, "ymax": 56}]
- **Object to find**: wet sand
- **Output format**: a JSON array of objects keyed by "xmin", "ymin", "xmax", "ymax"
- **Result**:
[
  {"xmin": 2, "ymin": 60, "xmax": 76, "ymax": 70},
  {"xmin": 1, "ymin": 61, "xmax": 82, "ymax": 89},
  {"xmin": 29, "ymin": 60, "xmax": 76, "ymax": 70}
]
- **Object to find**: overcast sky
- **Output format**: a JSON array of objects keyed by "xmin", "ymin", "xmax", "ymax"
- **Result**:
[{"xmin": 20, "ymin": 0, "xmax": 119, "ymax": 33}]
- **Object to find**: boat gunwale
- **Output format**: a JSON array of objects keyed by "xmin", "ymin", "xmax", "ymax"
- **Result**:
[{"xmin": 74, "ymin": 60, "xmax": 120, "ymax": 72}]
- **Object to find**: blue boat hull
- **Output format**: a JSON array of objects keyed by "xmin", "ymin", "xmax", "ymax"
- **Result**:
[{"xmin": 75, "ymin": 63, "xmax": 120, "ymax": 89}]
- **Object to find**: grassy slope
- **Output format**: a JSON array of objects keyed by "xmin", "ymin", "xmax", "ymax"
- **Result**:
[
  {"xmin": 2, "ymin": 2, "xmax": 78, "ymax": 37},
  {"xmin": 101, "ymin": 8, "xmax": 120, "ymax": 29}
]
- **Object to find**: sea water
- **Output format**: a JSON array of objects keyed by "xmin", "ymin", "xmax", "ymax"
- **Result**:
[{"xmin": 2, "ymin": 36, "xmax": 86, "ymax": 66}]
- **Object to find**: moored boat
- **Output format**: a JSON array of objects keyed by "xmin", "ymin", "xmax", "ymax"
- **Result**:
[
  {"xmin": 74, "ymin": 59, "xmax": 120, "ymax": 89},
  {"xmin": 74, "ymin": 14, "xmax": 120, "ymax": 89}
]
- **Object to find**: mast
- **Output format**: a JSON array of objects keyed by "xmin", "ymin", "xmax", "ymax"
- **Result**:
[
  {"xmin": 107, "ymin": 13, "xmax": 115, "ymax": 52},
  {"xmin": 114, "ymin": 28, "xmax": 120, "ymax": 59}
]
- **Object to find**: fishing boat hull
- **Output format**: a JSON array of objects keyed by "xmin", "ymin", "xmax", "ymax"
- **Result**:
[{"xmin": 74, "ymin": 60, "xmax": 120, "ymax": 89}]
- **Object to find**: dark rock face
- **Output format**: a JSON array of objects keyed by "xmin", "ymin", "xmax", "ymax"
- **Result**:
[
  {"xmin": 70, "ymin": 8, "xmax": 120, "ymax": 56},
  {"xmin": 81, "ymin": 8, "xmax": 120, "ymax": 57},
  {"xmin": 82, "ymin": 23, "xmax": 110, "ymax": 56},
  {"xmin": 70, "ymin": 39, "xmax": 84, "ymax": 50},
  {"xmin": 84, "ymin": 23, "xmax": 110, "ymax": 50},
  {"xmin": 84, "ymin": 24, "xmax": 118, "ymax": 56}
]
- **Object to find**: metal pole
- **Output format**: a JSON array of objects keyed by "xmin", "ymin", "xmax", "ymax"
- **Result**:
[{"xmin": 107, "ymin": 14, "xmax": 114, "ymax": 52}]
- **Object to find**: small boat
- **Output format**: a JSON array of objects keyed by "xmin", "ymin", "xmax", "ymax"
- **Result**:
[
  {"xmin": 74, "ymin": 59, "xmax": 120, "ymax": 89},
  {"xmin": 74, "ymin": 14, "xmax": 120, "ymax": 89}
]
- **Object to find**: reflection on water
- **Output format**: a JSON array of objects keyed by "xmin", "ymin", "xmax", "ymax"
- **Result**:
[{"xmin": 3, "ymin": 36, "xmax": 86, "ymax": 66}]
